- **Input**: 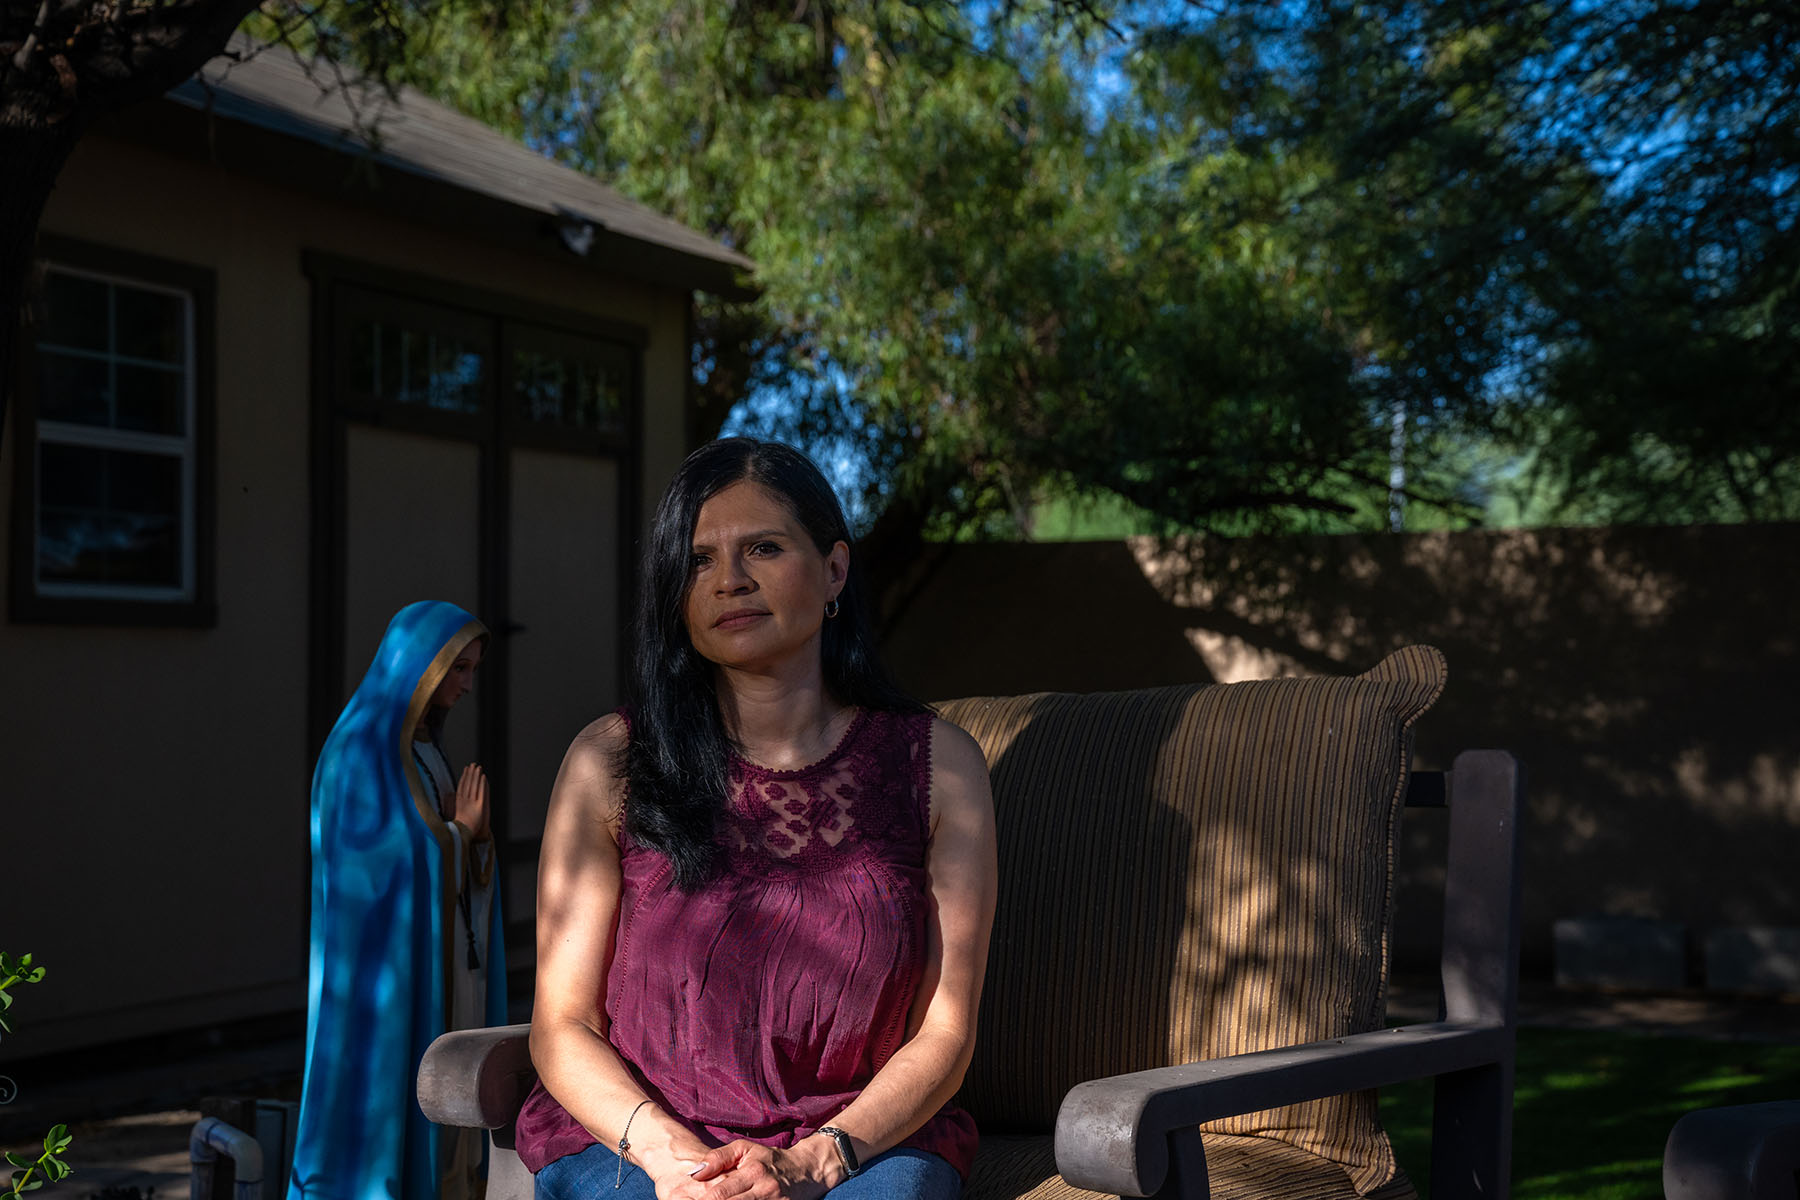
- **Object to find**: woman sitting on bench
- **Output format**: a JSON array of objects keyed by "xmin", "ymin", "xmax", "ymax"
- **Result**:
[{"xmin": 513, "ymin": 438, "xmax": 998, "ymax": 1200}]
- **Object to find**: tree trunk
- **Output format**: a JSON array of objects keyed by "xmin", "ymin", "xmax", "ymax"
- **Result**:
[
  {"xmin": 0, "ymin": 0, "xmax": 267, "ymax": 458},
  {"xmin": 0, "ymin": 120, "xmax": 84, "ymax": 454},
  {"xmin": 858, "ymin": 476, "xmax": 958, "ymax": 649}
]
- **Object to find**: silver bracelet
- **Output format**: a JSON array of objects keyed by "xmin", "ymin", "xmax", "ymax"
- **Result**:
[{"xmin": 617, "ymin": 1099, "xmax": 654, "ymax": 1189}]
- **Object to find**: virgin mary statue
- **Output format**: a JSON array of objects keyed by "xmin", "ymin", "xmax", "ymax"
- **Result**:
[{"xmin": 289, "ymin": 600, "xmax": 507, "ymax": 1200}]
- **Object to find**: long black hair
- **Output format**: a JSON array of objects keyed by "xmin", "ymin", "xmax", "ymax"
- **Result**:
[{"xmin": 622, "ymin": 437, "xmax": 925, "ymax": 890}]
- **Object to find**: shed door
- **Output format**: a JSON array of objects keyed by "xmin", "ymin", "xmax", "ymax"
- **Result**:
[
  {"xmin": 311, "ymin": 262, "xmax": 642, "ymax": 982},
  {"xmin": 503, "ymin": 449, "xmax": 624, "ymax": 933},
  {"xmin": 341, "ymin": 425, "xmax": 484, "ymax": 771}
]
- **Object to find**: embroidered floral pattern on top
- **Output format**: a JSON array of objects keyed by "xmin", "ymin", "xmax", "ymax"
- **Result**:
[{"xmin": 721, "ymin": 710, "xmax": 931, "ymax": 870}]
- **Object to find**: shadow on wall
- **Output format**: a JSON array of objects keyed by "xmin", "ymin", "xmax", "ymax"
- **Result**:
[
  {"xmin": 885, "ymin": 541, "xmax": 1217, "ymax": 697},
  {"xmin": 885, "ymin": 525, "xmax": 1800, "ymax": 976}
]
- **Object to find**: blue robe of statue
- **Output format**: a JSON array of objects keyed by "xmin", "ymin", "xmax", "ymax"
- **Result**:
[{"xmin": 290, "ymin": 601, "xmax": 508, "ymax": 1200}]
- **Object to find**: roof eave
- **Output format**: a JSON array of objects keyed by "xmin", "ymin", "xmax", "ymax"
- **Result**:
[{"xmin": 97, "ymin": 92, "xmax": 757, "ymax": 301}]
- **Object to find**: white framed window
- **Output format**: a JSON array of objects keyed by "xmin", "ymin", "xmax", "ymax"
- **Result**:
[{"xmin": 12, "ymin": 239, "xmax": 214, "ymax": 624}]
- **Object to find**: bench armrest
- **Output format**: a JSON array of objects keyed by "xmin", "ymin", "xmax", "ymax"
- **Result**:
[
  {"xmin": 1054, "ymin": 1020, "xmax": 1511, "ymax": 1196},
  {"xmin": 418, "ymin": 1023, "xmax": 536, "ymax": 1129},
  {"xmin": 1665, "ymin": 1100, "xmax": 1800, "ymax": 1200}
]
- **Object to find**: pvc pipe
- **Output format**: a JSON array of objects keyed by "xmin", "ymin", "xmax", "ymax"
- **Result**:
[{"xmin": 189, "ymin": 1116, "xmax": 264, "ymax": 1200}]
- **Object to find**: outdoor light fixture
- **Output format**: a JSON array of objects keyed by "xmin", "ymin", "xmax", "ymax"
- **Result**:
[{"xmin": 553, "ymin": 206, "xmax": 597, "ymax": 256}]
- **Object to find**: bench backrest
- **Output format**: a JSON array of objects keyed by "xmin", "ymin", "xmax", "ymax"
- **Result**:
[{"xmin": 937, "ymin": 644, "xmax": 1446, "ymax": 1192}]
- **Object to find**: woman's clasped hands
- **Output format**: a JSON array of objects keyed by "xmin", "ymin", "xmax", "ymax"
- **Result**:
[{"xmin": 651, "ymin": 1135, "xmax": 839, "ymax": 1200}]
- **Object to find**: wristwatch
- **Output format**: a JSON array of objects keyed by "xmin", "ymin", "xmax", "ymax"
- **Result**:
[{"xmin": 815, "ymin": 1126, "xmax": 862, "ymax": 1178}]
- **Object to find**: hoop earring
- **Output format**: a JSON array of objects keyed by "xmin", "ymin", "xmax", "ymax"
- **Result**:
[{"xmin": 824, "ymin": 599, "xmax": 840, "ymax": 619}]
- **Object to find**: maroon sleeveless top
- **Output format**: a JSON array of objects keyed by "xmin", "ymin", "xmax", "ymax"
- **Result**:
[{"xmin": 513, "ymin": 709, "xmax": 978, "ymax": 1177}]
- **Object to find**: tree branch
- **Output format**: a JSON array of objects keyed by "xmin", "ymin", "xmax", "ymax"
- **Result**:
[{"xmin": 9, "ymin": 0, "xmax": 51, "ymax": 74}]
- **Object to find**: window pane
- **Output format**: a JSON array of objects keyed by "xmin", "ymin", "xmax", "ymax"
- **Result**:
[
  {"xmin": 38, "ymin": 442, "xmax": 182, "ymax": 588},
  {"xmin": 38, "ymin": 511, "xmax": 181, "ymax": 587},
  {"xmin": 38, "ymin": 351, "xmax": 111, "ymax": 425},
  {"xmin": 114, "ymin": 363, "xmax": 186, "ymax": 434},
  {"xmin": 380, "ymin": 325, "xmax": 408, "ymax": 403},
  {"xmin": 41, "ymin": 272, "xmax": 108, "ymax": 352},
  {"xmin": 109, "ymin": 448, "xmax": 183, "ymax": 515},
  {"xmin": 39, "ymin": 442, "xmax": 105, "ymax": 509},
  {"xmin": 115, "ymin": 286, "xmax": 187, "ymax": 364},
  {"xmin": 347, "ymin": 319, "xmax": 377, "ymax": 395},
  {"xmin": 512, "ymin": 327, "xmax": 629, "ymax": 434},
  {"xmin": 570, "ymin": 358, "xmax": 625, "ymax": 431},
  {"xmin": 401, "ymin": 328, "xmax": 427, "ymax": 404},
  {"xmin": 38, "ymin": 269, "xmax": 193, "ymax": 433},
  {"xmin": 344, "ymin": 308, "xmax": 489, "ymax": 416},
  {"xmin": 111, "ymin": 361, "xmax": 186, "ymax": 437},
  {"xmin": 514, "ymin": 350, "xmax": 566, "ymax": 424},
  {"xmin": 429, "ymin": 343, "xmax": 486, "ymax": 413}
]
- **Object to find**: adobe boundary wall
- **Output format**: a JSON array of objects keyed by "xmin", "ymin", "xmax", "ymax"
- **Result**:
[{"xmin": 881, "ymin": 523, "xmax": 1800, "ymax": 981}]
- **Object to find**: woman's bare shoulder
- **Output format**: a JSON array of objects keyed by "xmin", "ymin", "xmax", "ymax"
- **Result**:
[
  {"xmin": 572, "ymin": 711, "xmax": 629, "ymax": 754},
  {"xmin": 923, "ymin": 715, "xmax": 997, "ymax": 858},
  {"xmin": 927, "ymin": 714, "xmax": 991, "ymax": 795},
  {"xmin": 554, "ymin": 713, "xmax": 629, "ymax": 826},
  {"xmin": 928, "ymin": 714, "xmax": 985, "ymax": 768}
]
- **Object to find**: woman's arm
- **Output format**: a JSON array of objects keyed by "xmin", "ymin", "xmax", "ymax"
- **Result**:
[
  {"xmin": 530, "ymin": 715, "xmax": 715, "ymax": 1198},
  {"xmin": 690, "ymin": 716, "xmax": 998, "ymax": 1197}
]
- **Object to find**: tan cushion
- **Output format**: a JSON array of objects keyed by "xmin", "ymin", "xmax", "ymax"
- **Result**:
[
  {"xmin": 965, "ymin": 1133, "xmax": 1418, "ymax": 1200},
  {"xmin": 939, "ymin": 646, "xmax": 1446, "ymax": 1195}
]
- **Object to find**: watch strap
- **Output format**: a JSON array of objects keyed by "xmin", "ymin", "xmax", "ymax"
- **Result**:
[{"xmin": 815, "ymin": 1126, "xmax": 862, "ymax": 1178}]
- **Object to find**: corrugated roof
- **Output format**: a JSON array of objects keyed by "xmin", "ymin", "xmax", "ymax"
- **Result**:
[{"xmin": 164, "ymin": 38, "xmax": 754, "ymax": 284}]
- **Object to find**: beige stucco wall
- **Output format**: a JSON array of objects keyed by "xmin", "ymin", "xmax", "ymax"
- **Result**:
[
  {"xmin": 1, "ymin": 133, "xmax": 692, "ymax": 1055},
  {"xmin": 882, "ymin": 526, "xmax": 1800, "ymax": 978}
]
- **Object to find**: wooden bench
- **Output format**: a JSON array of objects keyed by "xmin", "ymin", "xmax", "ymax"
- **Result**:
[{"xmin": 420, "ymin": 646, "xmax": 1523, "ymax": 1199}]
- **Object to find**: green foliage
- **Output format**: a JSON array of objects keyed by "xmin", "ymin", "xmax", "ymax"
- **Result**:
[
  {"xmin": 0, "ymin": 951, "xmax": 46, "ymax": 1037},
  {"xmin": 251, "ymin": 0, "xmax": 1426, "ymax": 541},
  {"xmin": 247, "ymin": 0, "xmax": 1800, "ymax": 541},
  {"xmin": 1264, "ymin": 0, "xmax": 1800, "ymax": 526},
  {"xmin": 1026, "ymin": 488, "xmax": 1163, "ymax": 541},
  {"xmin": 0, "ymin": 954, "xmax": 68, "ymax": 1200},
  {"xmin": 3, "ymin": 1127, "xmax": 72, "ymax": 1199}
]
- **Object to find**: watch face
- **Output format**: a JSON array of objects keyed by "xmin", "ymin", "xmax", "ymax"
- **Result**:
[{"xmin": 821, "ymin": 1127, "xmax": 860, "ymax": 1175}]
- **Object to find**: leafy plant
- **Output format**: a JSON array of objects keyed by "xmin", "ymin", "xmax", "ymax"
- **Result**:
[
  {"xmin": 0, "ymin": 953, "xmax": 70, "ymax": 1200},
  {"xmin": 3, "ymin": 1127, "xmax": 71, "ymax": 1198},
  {"xmin": 0, "ymin": 952, "xmax": 46, "ymax": 1037}
]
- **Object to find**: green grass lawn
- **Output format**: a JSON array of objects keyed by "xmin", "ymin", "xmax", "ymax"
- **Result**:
[{"xmin": 1382, "ymin": 1029, "xmax": 1800, "ymax": 1200}]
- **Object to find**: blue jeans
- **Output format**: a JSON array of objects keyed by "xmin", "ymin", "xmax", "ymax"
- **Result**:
[{"xmin": 535, "ymin": 1138, "xmax": 961, "ymax": 1200}]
